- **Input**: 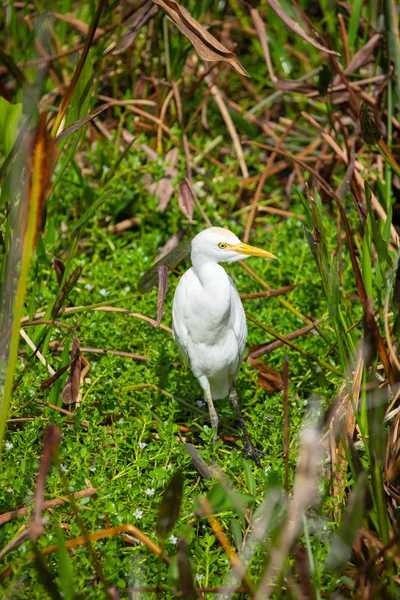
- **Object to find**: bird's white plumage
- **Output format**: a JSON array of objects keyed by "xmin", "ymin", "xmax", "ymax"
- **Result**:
[
  {"xmin": 172, "ymin": 227, "xmax": 248, "ymax": 399},
  {"xmin": 171, "ymin": 227, "xmax": 276, "ymax": 458}
]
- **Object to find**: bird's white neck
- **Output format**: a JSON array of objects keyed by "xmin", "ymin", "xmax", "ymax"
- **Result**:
[{"xmin": 191, "ymin": 256, "xmax": 228, "ymax": 289}]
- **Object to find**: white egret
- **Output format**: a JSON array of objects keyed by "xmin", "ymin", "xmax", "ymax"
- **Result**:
[{"xmin": 172, "ymin": 227, "xmax": 276, "ymax": 462}]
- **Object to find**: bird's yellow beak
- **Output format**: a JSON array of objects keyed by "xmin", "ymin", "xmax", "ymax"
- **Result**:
[{"xmin": 232, "ymin": 242, "xmax": 277, "ymax": 259}]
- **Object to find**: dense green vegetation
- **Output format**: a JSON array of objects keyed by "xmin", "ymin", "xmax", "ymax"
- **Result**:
[{"xmin": 1, "ymin": 0, "xmax": 400, "ymax": 597}]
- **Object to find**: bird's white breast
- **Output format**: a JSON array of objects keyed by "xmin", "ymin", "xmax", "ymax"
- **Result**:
[{"xmin": 172, "ymin": 263, "xmax": 247, "ymax": 389}]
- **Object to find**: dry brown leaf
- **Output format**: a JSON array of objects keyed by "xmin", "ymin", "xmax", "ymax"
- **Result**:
[
  {"xmin": 112, "ymin": 1, "xmax": 158, "ymax": 55},
  {"xmin": 293, "ymin": 543, "xmax": 314, "ymax": 600},
  {"xmin": 107, "ymin": 217, "xmax": 141, "ymax": 234},
  {"xmin": 204, "ymin": 75, "xmax": 249, "ymax": 178},
  {"xmin": 164, "ymin": 147, "xmax": 179, "ymax": 174},
  {"xmin": 328, "ymin": 350, "xmax": 363, "ymax": 516},
  {"xmin": 0, "ymin": 517, "xmax": 51, "ymax": 561},
  {"xmin": 332, "ymin": 33, "xmax": 382, "ymax": 88},
  {"xmin": 267, "ymin": 0, "xmax": 340, "ymax": 56},
  {"xmin": 56, "ymin": 103, "xmax": 112, "ymax": 142},
  {"xmin": 30, "ymin": 426, "xmax": 61, "ymax": 542},
  {"xmin": 147, "ymin": 147, "xmax": 179, "ymax": 212},
  {"xmin": 346, "ymin": 33, "xmax": 382, "ymax": 73},
  {"xmin": 50, "ymin": 12, "xmax": 104, "ymax": 35},
  {"xmin": 0, "ymin": 488, "xmax": 98, "ymax": 526},
  {"xmin": 52, "ymin": 257, "xmax": 65, "ymax": 286},
  {"xmin": 61, "ymin": 337, "xmax": 82, "ymax": 405},
  {"xmin": 150, "ymin": 178, "xmax": 175, "ymax": 212},
  {"xmin": 152, "ymin": 0, "xmax": 248, "ymax": 76},
  {"xmin": 177, "ymin": 537, "xmax": 197, "ymax": 600},
  {"xmin": 247, "ymin": 357, "xmax": 284, "ymax": 392},
  {"xmin": 248, "ymin": 318, "xmax": 325, "ymax": 359},
  {"xmin": 51, "ymin": 266, "xmax": 82, "ymax": 319},
  {"xmin": 178, "ymin": 179, "xmax": 194, "ymax": 221},
  {"xmin": 250, "ymin": 7, "xmax": 277, "ymax": 83},
  {"xmin": 141, "ymin": 144, "xmax": 158, "ymax": 162}
]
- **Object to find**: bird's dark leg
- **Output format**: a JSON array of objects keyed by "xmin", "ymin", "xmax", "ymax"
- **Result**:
[
  {"xmin": 205, "ymin": 390, "xmax": 219, "ymax": 446},
  {"xmin": 229, "ymin": 384, "xmax": 264, "ymax": 465}
]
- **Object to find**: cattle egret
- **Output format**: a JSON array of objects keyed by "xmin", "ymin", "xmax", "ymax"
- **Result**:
[{"xmin": 172, "ymin": 227, "xmax": 276, "ymax": 463}]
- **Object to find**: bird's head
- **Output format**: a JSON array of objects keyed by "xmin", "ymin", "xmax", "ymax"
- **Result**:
[{"xmin": 191, "ymin": 227, "xmax": 276, "ymax": 264}]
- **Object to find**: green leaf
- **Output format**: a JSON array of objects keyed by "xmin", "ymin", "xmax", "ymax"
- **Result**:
[
  {"xmin": 55, "ymin": 526, "xmax": 75, "ymax": 600},
  {"xmin": 347, "ymin": 0, "xmax": 363, "ymax": 52},
  {"xmin": 33, "ymin": 547, "xmax": 63, "ymax": 600},
  {"xmin": 295, "ymin": 187, "xmax": 313, "ymax": 230},
  {"xmin": 156, "ymin": 470, "xmax": 183, "ymax": 541},
  {"xmin": 364, "ymin": 181, "xmax": 391, "ymax": 266},
  {"xmin": 362, "ymin": 214, "xmax": 373, "ymax": 298},
  {"xmin": 230, "ymin": 518, "xmax": 243, "ymax": 551},
  {"xmin": 243, "ymin": 459, "xmax": 256, "ymax": 497},
  {"xmin": 313, "ymin": 190, "xmax": 329, "ymax": 266},
  {"xmin": 67, "ymin": 54, "xmax": 93, "ymax": 127},
  {"xmin": 0, "ymin": 97, "xmax": 22, "ymax": 156},
  {"xmin": 206, "ymin": 483, "xmax": 235, "ymax": 513}
]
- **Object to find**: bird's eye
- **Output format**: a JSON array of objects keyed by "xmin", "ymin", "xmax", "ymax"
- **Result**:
[{"xmin": 218, "ymin": 242, "xmax": 227, "ymax": 249}]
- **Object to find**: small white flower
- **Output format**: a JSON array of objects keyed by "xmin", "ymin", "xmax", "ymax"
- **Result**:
[
  {"xmin": 102, "ymin": 165, "xmax": 110, "ymax": 173},
  {"xmin": 90, "ymin": 467, "xmax": 96, "ymax": 472},
  {"xmin": 196, "ymin": 400, "xmax": 205, "ymax": 407},
  {"xmin": 167, "ymin": 463, "xmax": 172, "ymax": 469},
  {"xmin": 169, "ymin": 534, "xmax": 178, "ymax": 544},
  {"xmin": 85, "ymin": 283, "xmax": 93, "ymax": 291},
  {"xmin": 196, "ymin": 574, "xmax": 204, "ymax": 581},
  {"xmin": 264, "ymin": 466, "xmax": 271, "ymax": 475},
  {"xmin": 145, "ymin": 488, "xmax": 155, "ymax": 496},
  {"xmin": 139, "ymin": 442, "xmax": 147, "ymax": 449},
  {"xmin": 134, "ymin": 509, "xmax": 143, "ymax": 519},
  {"xmin": 5, "ymin": 442, "xmax": 13, "ymax": 450},
  {"xmin": 99, "ymin": 288, "xmax": 108, "ymax": 297},
  {"xmin": 60, "ymin": 464, "xmax": 67, "ymax": 472}
]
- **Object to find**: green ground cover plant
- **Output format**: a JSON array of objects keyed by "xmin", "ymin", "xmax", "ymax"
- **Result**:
[{"xmin": 1, "ymin": 0, "xmax": 400, "ymax": 597}]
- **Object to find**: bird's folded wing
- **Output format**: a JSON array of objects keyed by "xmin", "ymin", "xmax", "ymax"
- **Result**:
[
  {"xmin": 172, "ymin": 290, "xmax": 190, "ymax": 365},
  {"xmin": 228, "ymin": 276, "xmax": 247, "ymax": 363}
]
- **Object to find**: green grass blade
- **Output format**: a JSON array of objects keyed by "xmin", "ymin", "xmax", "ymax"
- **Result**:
[
  {"xmin": 55, "ymin": 526, "xmax": 75, "ymax": 600},
  {"xmin": 348, "ymin": 0, "xmax": 363, "ymax": 53}
]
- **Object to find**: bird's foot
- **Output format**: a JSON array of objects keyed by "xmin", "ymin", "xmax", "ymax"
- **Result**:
[{"xmin": 244, "ymin": 441, "xmax": 266, "ymax": 466}]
